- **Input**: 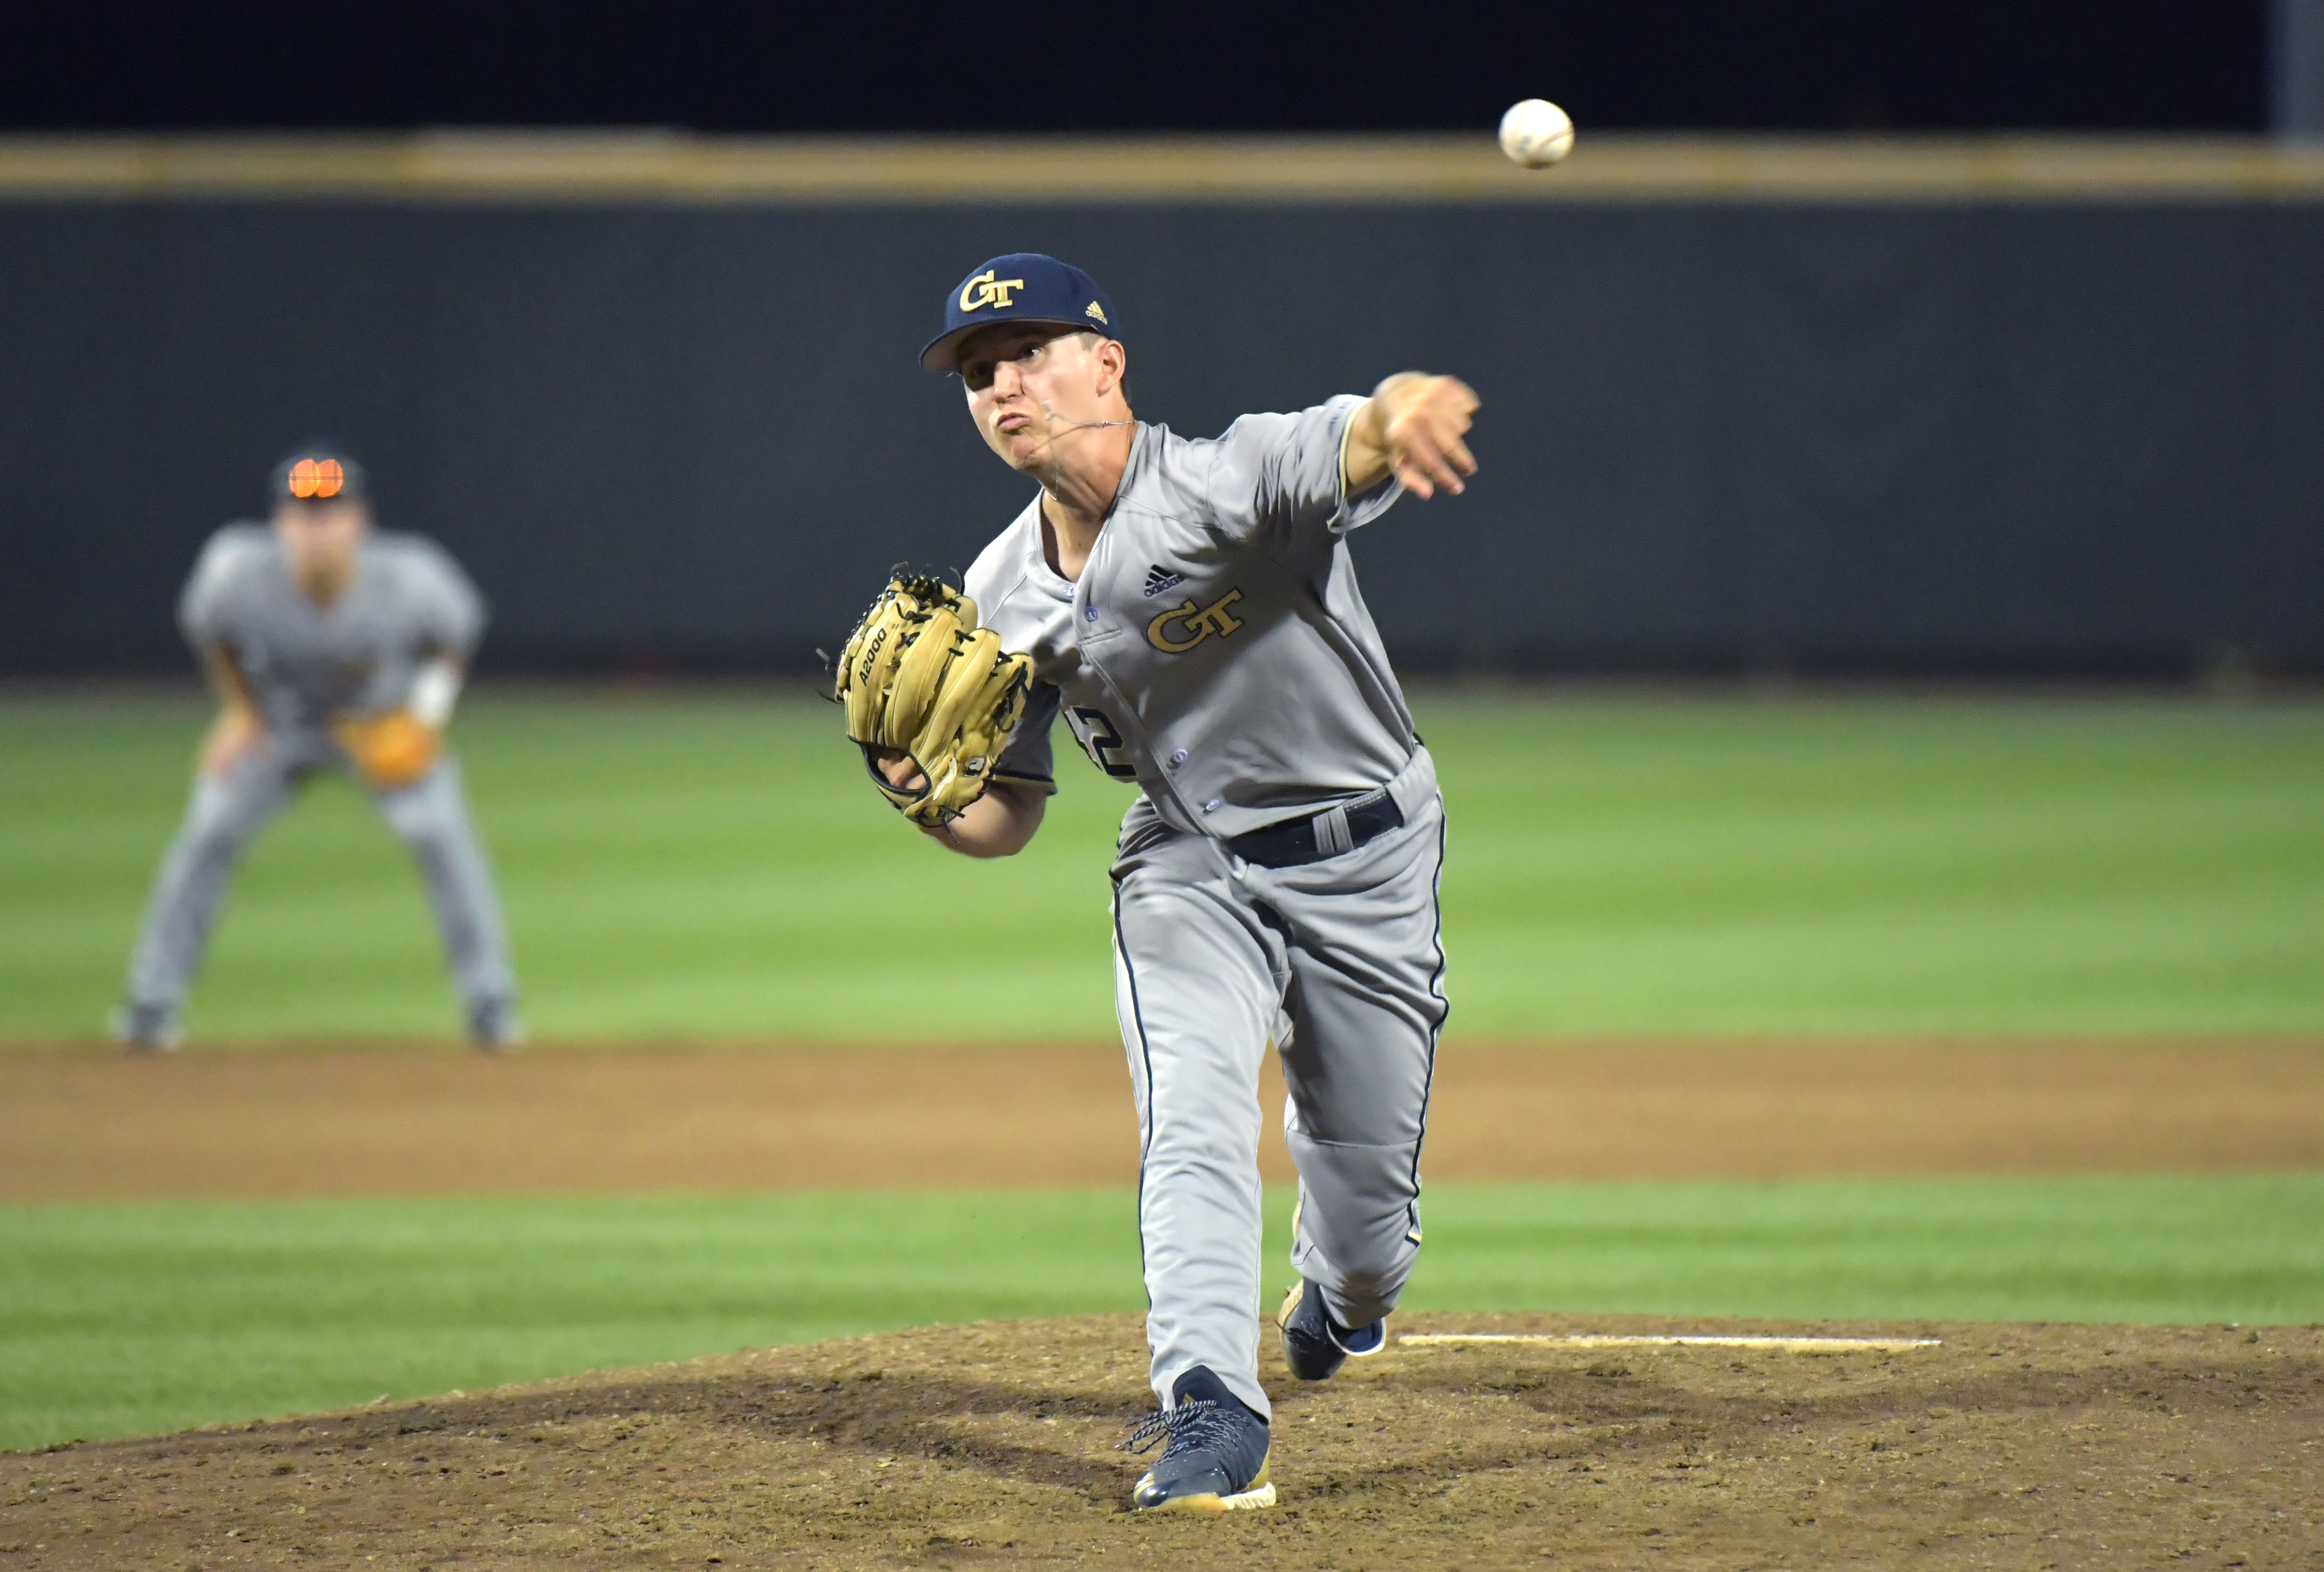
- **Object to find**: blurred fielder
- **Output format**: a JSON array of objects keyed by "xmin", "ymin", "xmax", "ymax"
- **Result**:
[
  {"xmin": 836, "ymin": 255, "xmax": 1476, "ymax": 1511},
  {"xmin": 116, "ymin": 448, "xmax": 521, "ymax": 1050}
]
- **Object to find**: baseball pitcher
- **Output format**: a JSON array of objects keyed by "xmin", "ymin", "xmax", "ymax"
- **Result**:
[
  {"xmin": 116, "ymin": 448, "xmax": 521, "ymax": 1050},
  {"xmin": 836, "ymin": 255, "xmax": 1477, "ymax": 1511}
]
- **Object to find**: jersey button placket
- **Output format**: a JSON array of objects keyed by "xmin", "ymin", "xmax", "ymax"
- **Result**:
[{"xmin": 1169, "ymin": 748, "xmax": 1188, "ymax": 770}]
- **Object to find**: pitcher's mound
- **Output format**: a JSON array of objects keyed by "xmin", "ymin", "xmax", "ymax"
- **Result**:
[{"xmin": 7, "ymin": 1313, "xmax": 2318, "ymax": 1568}]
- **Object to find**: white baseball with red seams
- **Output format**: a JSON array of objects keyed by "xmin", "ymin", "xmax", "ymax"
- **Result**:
[{"xmin": 1499, "ymin": 98, "xmax": 1575, "ymax": 168}]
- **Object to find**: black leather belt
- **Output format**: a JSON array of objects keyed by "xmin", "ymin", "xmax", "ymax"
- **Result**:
[{"xmin": 1226, "ymin": 791, "xmax": 1404, "ymax": 869}]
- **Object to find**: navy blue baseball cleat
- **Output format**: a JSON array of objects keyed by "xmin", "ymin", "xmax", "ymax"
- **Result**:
[
  {"xmin": 1277, "ymin": 1278, "xmax": 1386, "ymax": 1381},
  {"xmin": 1119, "ymin": 1365, "xmax": 1274, "ymax": 1512}
]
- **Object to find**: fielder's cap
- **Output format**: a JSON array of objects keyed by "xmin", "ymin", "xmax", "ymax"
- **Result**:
[
  {"xmin": 271, "ymin": 446, "xmax": 367, "ymax": 505},
  {"xmin": 919, "ymin": 253, "xmax": 1118, "ymax": 373}
]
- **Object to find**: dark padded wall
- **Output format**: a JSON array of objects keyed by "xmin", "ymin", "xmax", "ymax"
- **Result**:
[{"xmin": 3, "ymin": 199, "xmax": 2318, "ymax": 676}]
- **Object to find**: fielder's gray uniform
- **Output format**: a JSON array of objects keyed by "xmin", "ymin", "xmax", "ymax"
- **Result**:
[
  {"xmin": 124, "ymin": 524, "xmax": 517, "ymax": 1025},
  {"xmin": 965, "ymin": 397, "xmax": 1448, "ymax": 1420}
]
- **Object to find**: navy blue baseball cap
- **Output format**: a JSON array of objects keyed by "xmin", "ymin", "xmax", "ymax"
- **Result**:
[{"xmin": 919, "ymin": 253, "xmax": 1118, "ymax": 373}]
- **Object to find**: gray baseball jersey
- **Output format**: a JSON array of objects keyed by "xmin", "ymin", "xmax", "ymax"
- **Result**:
[
  {"xmin": 181, "ymin": 523, "xmax": 483, "ymax": 733},
  {"xmin": 963, "ymin": 396, "xmax": 1415, "ymax": 836},
  {"xmin": 962, "ymin": 398, "xmax": 1449, "ymax": 1423},
  {"xmin": 125, "ymin": 523, "xmax": 514, "ymax": 1035}
]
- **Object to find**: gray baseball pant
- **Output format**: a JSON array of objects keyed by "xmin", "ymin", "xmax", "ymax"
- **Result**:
[
  {"xmin": 1110, "ymin": 751, "xmax": 1448, "ymax": 1420},
  {"xmin": 125, "ymin": 734, "xmax": 517, "ymax": 1020}
]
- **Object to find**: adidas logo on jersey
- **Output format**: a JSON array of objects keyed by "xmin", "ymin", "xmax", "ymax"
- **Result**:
[{"xmin": 1142, "ymin": 564, "xmax": 1185, "ymax": 598}]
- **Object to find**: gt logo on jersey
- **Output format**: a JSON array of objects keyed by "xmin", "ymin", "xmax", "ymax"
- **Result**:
[
  {"xmin": 958, "ymin": 270, "xmax": 1027, "ymax": 312},
  {"xmin": 1066, "ymin": 706, "xmax": 1139, "ymax": 780},
  {"xmin": 1147, "ymin": 589, "xmax": 1246, "ymax": 654}
]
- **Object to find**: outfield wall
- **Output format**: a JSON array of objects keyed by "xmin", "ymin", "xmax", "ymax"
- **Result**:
[{"xmin": 3, "ymin": 135, "xmax": 2320, "ymax": 677}]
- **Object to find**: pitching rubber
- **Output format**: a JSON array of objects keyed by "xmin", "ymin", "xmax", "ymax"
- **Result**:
[{"xmin": 1400, "ymin": 1333, "xmax": 1942, "ymax": 1354}]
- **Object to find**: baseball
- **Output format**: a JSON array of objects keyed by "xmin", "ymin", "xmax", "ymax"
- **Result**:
[{"xmin": 1499, "ymin": 98, "xmax": 1575, "ymax": 169}]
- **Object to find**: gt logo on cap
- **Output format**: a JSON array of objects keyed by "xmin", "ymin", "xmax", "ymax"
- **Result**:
[
  {"xmin": 959, "ymin": 270, "xmax": 1027, "ymax": 312},
  {"xmin": 921, "ymin": 254, "xmax": 1118, "ymax": 372},
  {"xmin": 287, "ymin": 458, "xmax": 347, "ymax": 499}
]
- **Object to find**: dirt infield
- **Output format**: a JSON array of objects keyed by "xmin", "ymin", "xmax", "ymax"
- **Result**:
[
  {"xmin": 6, "ymin": 1312, "xmax": 2318, "ymax": 1570},
  {"xmin": 8, "ymin": 1043, "xmax": 2322, "ymax": 1567},
  {"xmin": 2, "ymin": 1039, "xmax": 2319, "ymax": 1201}
]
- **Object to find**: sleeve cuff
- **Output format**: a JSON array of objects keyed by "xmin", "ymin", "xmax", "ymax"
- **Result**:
[
  {"xmin": 991, "ymin": 770, "xmax": 1059, "ymax": 796},
  {"xmin": 1327, "ymin": 395, "xmax": 1406, "ymax": 536}
]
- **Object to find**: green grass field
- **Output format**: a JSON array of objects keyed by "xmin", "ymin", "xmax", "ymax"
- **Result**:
[
  {"xmin": 4, "ymin": 686, "xmax": 2321, "ymax": 1452},
  {"xmin": 6, "ymin": 1175, "xmax": 2321, "ymax": 1452},
  {"xmin": 5, "ymin": 686, "xmax": 2321, "ymax": 1041}
]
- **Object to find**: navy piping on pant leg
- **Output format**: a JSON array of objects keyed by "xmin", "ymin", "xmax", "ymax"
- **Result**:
[
  {"xmin": 1111, "ymin": 878, "xmax": 1159, "ymax": 1310},
  {"xmin": 1405, "ymin": 810, "xmax": 1451, "ymax": 1227}
]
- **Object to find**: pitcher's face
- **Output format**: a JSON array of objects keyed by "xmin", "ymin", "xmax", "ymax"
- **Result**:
[{"xmin": 959, "ymin": 325, "xmax": 1124, "ymax": 474}]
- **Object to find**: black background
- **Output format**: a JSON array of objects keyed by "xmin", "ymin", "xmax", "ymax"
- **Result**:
[
  {"xmin": 6, "ymin": 2, "xmax": 2312, "ymax": 681},
  {"xmin": 5, "ymin": 198, "xmax": 2317, "ymax": 680},
  {"xmin": 0, "ymin": 1, "xmax": 2271, "ymax": 134}
]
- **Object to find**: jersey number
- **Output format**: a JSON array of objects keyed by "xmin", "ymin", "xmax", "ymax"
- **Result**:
[{"xmin": 1067, "ymin": 706, "xmax": 1139, "ymax": 781}]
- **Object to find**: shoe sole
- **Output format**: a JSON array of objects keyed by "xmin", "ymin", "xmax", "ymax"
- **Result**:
[{"xmin": 1139, "ymin": 1481, "xmax": 1277, "ymax": 1513}]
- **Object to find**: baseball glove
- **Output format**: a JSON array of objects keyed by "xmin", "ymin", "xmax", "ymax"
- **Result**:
[
  {"xmin": 834, "ymin": 575, "xmax": 1033, "ymax": 827},
  {"xmin": 331, "ymin": 707, "xmax": 441, "ymax": 792}
]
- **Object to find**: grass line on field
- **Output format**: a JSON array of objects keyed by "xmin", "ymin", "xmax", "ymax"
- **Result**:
[
  {"xmin": 2, "ymin": 687, "xmax": 2320, "ymax": 1041},
  {"xmin": 3, "ymin": 1172, "xmax": 2321, "ymax": 1452}
]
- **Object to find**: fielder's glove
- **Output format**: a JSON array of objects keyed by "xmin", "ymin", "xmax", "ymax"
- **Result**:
[
  {"xmin": 330, "ymin": 707, "xmax": 441, "ymax": 792},
  {"xmin": 834, "ymin": 575, "xmax": 1033, "ymax": 828}
]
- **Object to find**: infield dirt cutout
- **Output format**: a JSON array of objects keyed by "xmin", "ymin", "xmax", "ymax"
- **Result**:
[
  {"xmin": 6, "ymin": 1041, "xmax": 2320, "ymax": 1567},
  {"xmin": 5, "ymin": 1039, "xmax": 2321, "ymax": 1198},
  {"xmin": 6, "ymin": 1312, "xmax": 2319, "ymax": 1570}
]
